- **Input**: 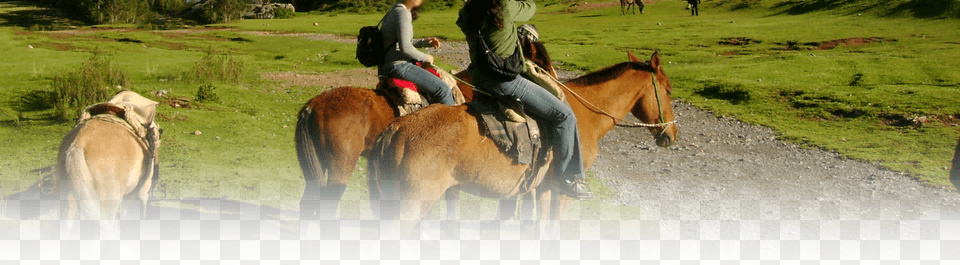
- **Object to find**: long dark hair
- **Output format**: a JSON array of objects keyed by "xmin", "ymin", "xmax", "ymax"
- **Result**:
[{"xmin": 465, "ymin": 0, "xmax": 504, "ymax": 30}]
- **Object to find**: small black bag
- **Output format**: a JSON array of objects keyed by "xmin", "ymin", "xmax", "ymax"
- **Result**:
[
  {"xmin": 474, "ymin": 30, "xmax": 524, "ymax": 81},
  {"xmin": 356, "ymin": 25, "xmax": 385, "ymax": 67}
]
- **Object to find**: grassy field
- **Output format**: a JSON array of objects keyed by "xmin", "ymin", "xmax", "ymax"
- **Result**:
[{"xmin": 0, "ymin": 0, "xmax": 958, "ymax": 221}]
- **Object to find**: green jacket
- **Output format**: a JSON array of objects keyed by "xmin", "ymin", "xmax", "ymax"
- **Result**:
[{"xmin": 457, "ymin": 0, "xmax": 536, "ymax": 60}]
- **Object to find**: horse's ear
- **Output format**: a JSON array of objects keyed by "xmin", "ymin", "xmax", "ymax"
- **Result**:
[
  {"xmin": 650, "ymin": 51, "xmax": 662, "ymax": 71},
  {"xmin": 627, "ymin": 51, "xmax": 640, "ymax": 62}
]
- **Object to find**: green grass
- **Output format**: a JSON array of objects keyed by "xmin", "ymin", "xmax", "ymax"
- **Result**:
[{"xmin": 1, "ymin": 0, "xmax": 959, "ymax": 223}]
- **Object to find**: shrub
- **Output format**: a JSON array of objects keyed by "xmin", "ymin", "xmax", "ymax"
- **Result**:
[
  {"xmin": 151, "ymin": 0, "xmax": 192, "ymax": 17},
  {"xmin": 195, "ymin": 84, "xmax": 220, "ymax": 103},
  {"xmin": 192, "ymin": 49, "xmax": 245, "ymax": 83},
  {"xmin": 51, "ymin": 51, "xmax": 130, "ymax": 120},
  {"xmin": 272, "ymin": 6, "xmax": 296, "ymax": 19},
  {"xmin": 198, "ymin": 0, "xmax": 253, "ymax": 24},
  {"xmin": 78, "ymin": 0, "xmax": 152, "ymax": 24}
]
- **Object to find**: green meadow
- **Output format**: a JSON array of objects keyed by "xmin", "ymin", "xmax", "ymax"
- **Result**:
[{"xmin": 1, "ymin": 0, "xmax": 958, "ymax": 221}]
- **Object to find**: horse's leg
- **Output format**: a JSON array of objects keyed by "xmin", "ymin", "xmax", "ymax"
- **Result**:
[
  {"xmin": 97, "ymin": 195, "xmax": 123, "ymax": 240},
  {"xmin": 314, "ymin": 156, "xmax": 355, "ymax": 239},
  {"xmin": 322, "ymin": 155, "xmax": 356, "ymax": 218},
  {"xmin": 520, "ymin": 190, "xmax": 536, "ymax": 221},
  {"xmin": 495, "ymin": 197, "xmax": 518, "ymax": 221},
  {"xmin": 442, "ymin": 186, "xmax": 460, "ymax": 238},
  {"xmin": 443, "ymin": 186, "xmax": 459, "ymax": 221},
  {"xmin": 535, "ymin": 188, "xmax": 553, "ymax": 239},
  {"xmin": 137, "ymin": 161, "xmax": 155, "ymax": 219},
  {"xmin": 300, "ymin": 171, "xmax": 323, "ymax": 219},
  {"xmin": 550, "ymin": 192, "xmax": 575, "ymax": 240},
  {"xmin": 384, "ymin": 180, "xmax": 451, "ymax": 240},
  {"xmin": 60, "ymin": 191, "xmax": 78, "ymax": 238}
]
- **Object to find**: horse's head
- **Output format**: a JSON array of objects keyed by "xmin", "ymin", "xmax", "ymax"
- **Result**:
[
  {"xmin": 518, "ymin": 24, "xmax": 557, "ymax": 78},
  {"xmin": 628, "ymin": 51, "xmax": 678, "ymax": 147}
]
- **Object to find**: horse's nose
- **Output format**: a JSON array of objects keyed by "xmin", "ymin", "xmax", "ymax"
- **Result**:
[
  {"xmin": 655, "ymin": 127, "xmax": 677, "ymax": 147},
  {"xmin": 656, "ymin": 134, "xmax": 673, "ymax": 147}
]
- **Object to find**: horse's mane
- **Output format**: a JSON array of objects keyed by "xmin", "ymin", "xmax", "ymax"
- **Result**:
[
  {"xmin": 526, "ymin": 41, "xmax": 552, "ymax": 69},
  {"xmin": 565, "ymin": 61, "xmax": 656, "ymax": 87}
]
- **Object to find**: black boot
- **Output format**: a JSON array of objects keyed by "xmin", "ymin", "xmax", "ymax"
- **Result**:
[{"xmin": 553, "ymin": 178, "xmax": 593, "ymax": 199}]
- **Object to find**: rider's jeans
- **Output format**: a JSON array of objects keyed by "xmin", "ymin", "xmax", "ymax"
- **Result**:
[
  {"xmin": 380, "ymin": 61, "xmax": 456, "ymax": 106},
  {"xmin": 476, "ymin": 75, "xmax": 586, "ymax": 181}
]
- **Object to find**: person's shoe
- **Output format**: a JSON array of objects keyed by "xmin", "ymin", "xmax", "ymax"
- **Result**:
[{"xmin": 553, "ymin": 178, "xmax": 593, "ymax": 200}]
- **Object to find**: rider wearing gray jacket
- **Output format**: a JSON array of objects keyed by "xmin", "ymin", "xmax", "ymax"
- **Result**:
[{"xmin": 379, "ymin": 0, "xmax": 455, "ymax": 106}]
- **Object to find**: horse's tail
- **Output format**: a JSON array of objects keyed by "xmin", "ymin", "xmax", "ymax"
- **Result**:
[
  {"xmin": 61, "ymin": 145, "xmax": 102, "ymax": 221},
  {"xmin": 367, "ymin": 123, "xmax": 401, "ymax": 220},
  {"xmin": 295, "ymin": 105, "xmax": 326, "ymax": 185}
]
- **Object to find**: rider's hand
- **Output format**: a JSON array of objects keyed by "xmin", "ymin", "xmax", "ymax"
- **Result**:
[
  {"xmin": 427, "ymin": 38, "xmax": 441, "ymax": 49},
  {"xmin": 425, "ymin": 54, "xmax": 435, "ymax": 64}
]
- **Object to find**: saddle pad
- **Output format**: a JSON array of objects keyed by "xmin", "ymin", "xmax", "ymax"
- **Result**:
[
  {"xmin": 387, "ymin": 62, "xmax": 442, "ymax": 93},
  {"xmin": 466, "ymin": 96, "xmax": 541, "ymax": 165}
]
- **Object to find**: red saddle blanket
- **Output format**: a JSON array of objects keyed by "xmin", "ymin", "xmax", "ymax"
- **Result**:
[{"xmin": 386, "ymin": 62, "xmax": 441, "ymax": 93}]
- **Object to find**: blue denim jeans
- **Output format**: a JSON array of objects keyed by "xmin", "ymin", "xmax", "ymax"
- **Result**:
[
  {"xmin": 476, "ymin": 75, "xmax": 586, "ymax": 180},
  {"xmin": 380, "ymin": 61, "xmax": 456, "ymax": 106}
]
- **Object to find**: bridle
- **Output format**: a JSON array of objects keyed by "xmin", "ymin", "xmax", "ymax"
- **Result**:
[{"xmin": 552, "ymin": 70, "xmax": 677, "ymax": 129}]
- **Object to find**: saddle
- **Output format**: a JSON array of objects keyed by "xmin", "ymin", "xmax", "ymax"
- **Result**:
[
  {"xmin": 378, "ymin": 78, "xmax": 430, "ymax": 117},
  {"xmin": 377, "ymin": 63, "xmax": 465, "ymax": 117},
  {"xmin": 467, "ymin": 94, "xmax": 551, "ymax": 194}
]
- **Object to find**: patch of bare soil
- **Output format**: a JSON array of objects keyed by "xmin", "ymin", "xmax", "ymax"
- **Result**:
[
  {"xmin": 719, "ymin": 37, "xmax": 760, "ymax": 46},
  {"xmin": 781, "ymin": 37, "xmax": 894, "ymax": 50},
  {"xmin": 815, "ymin": 37, "xmax": 891, "ymax": 50},
  {"xmin": 556, "ymin": 0, "xmax": 657, "ymax": 13},
  {"xmin": 565, "ymin": 1, "xmax": 620, "ymax": 12},
  {"xmin": 261, "ymin": 68, "xmax": 379, "ymax": 89}
]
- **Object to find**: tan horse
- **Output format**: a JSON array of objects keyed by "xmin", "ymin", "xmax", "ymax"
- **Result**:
[
  {"xmin": 369, "ymin": 51, "xmax": 678, "ymax": 238},
  {"xmin": 295, "ymin": 39, "xmax": 557, "ymax": 223},
  {"xmin": 58, "ymin": 90, "xmax": 160, "ymax": 238}
]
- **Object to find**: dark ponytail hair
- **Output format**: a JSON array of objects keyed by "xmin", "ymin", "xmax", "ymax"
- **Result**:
[{"xmin": 465, "ymin": 0, "xmax": 504, "ymax": 30}]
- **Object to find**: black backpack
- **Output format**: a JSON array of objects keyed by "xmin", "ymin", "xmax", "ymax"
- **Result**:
[
  {"xmin": 356, "ymin": 14, "xmax": 397, "ymax": 68},
  {"xmin": 356, "ymin": 25, "xmax": 385, "ymax": 67}
]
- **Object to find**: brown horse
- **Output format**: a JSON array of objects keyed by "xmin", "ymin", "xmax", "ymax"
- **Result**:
[
  {"xmin": 294, "ymin": 39, "xmax": 556, "ymax": 222},
  {"xmin": 58, "ymin": 90, "xmax": 161, "ymax": 239},
  {"xmin": 621, "ymin": 0, "xmax": 644, "ymax": 15},
  {"xmin": 368, "ymin": 51, "xmax": 678, "ymax": 238}
]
